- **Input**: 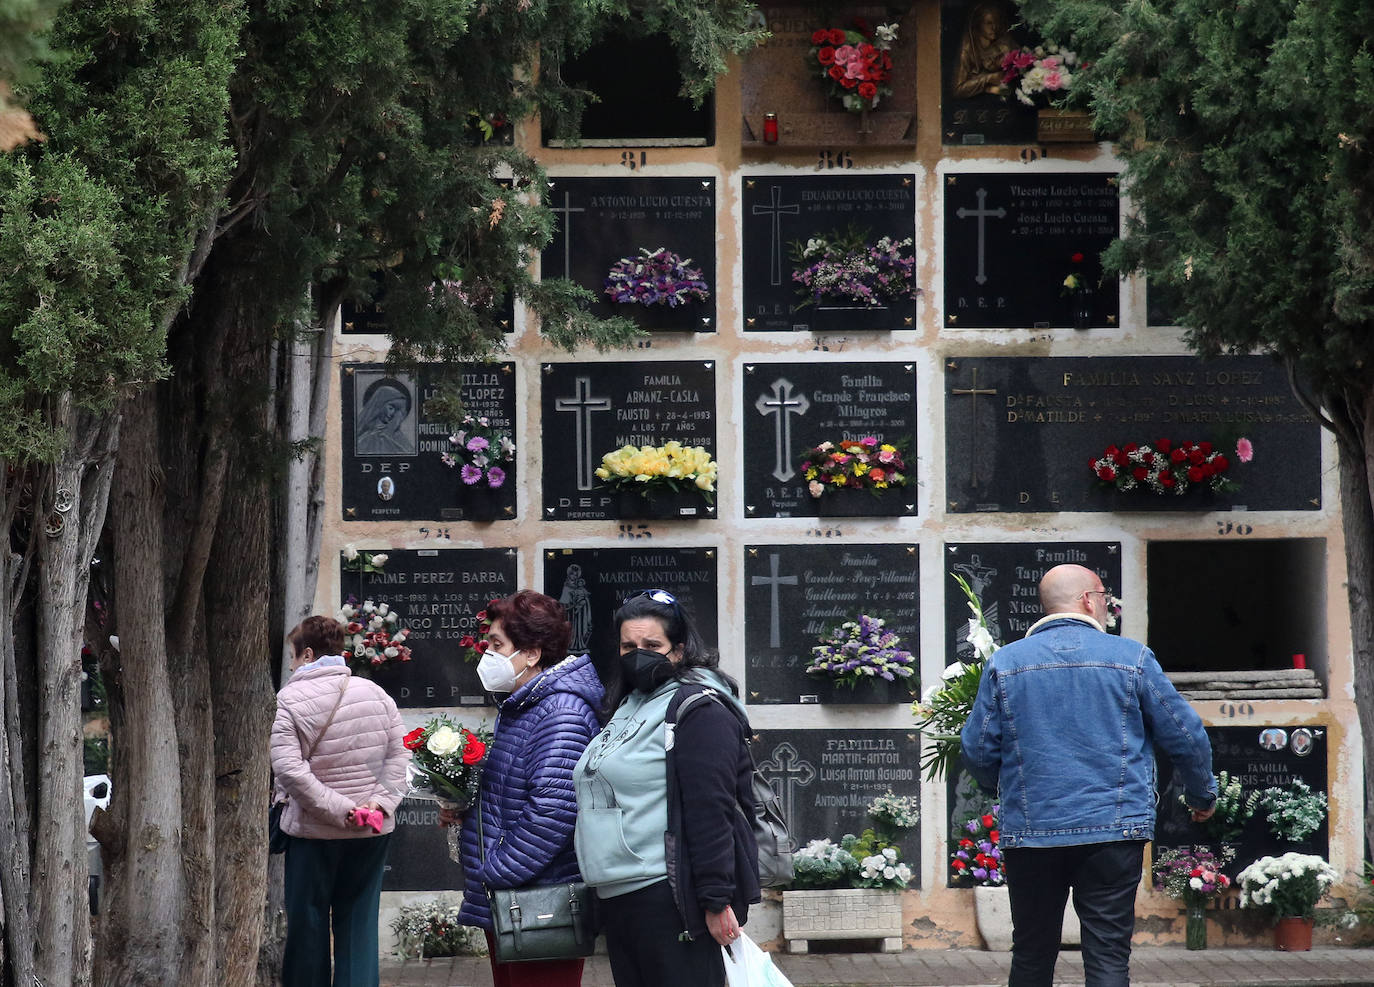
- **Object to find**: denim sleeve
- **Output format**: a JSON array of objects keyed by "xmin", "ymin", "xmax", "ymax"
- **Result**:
[
  {"xmin": 959, "ymin": 664, "xmax": 1002, "ymax": 794},
  {"xmin": 1138, "ymin": 650, "xmax": 1217, "ymax": 810}
]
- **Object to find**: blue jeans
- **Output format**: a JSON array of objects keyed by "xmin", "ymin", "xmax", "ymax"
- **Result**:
[{"xmin": 1004, "ymin": 840, "xmax": 1146, "ymax": 987}]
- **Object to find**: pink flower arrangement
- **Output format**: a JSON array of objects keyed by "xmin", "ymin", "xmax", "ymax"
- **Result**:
[
  {"xmin": 800, "ymin": 437, "xmax": 908, "ymax": 499},
  {"xmin": 1000, "ymin": 44, "xmax": 1082, "ymax": 107},
  {"xmin": 441, "ymin": 414, "xmax": 514, "ymax": 489},
  {"xmin": 1090, "ymin": 437, "xmax": 1252, "ymax": 496},
  {"xmin": 1154, "ymin": 845, "xmax": 1235, "ymax": 905},
  {"xmin": 809, "ymin": 21, "xmax": 898, "ymax": 113}
]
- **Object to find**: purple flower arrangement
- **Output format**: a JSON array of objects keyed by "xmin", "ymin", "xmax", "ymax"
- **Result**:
[
  {"xmin": 440, "ymin": 414, "xmax": 515, "ymax": 489},
  {"xmin": 806, "ymin": 614, "xmax": 917, "ymax": 690},
  {"xmin": 950, "ymin": 807, "xmax": 1004, "ymax": 886},
  {"xmin": 790, "ymin": 227, "xmax": 918, "ymax": 309},
  {"xmin": 604, "ymin": 247, "xmax": 710, "ymax": 308}
]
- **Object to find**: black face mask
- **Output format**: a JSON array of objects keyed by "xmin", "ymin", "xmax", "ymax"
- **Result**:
[{"xmin": 620, "ymin": 647, "xmax": 676, "ymax": 693}]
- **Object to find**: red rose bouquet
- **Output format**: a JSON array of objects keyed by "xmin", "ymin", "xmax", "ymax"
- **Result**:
[
  {"xmin": 1090, "ymin": 437, "xmax": 1252, "ymax": 496},
  {"xmin": 403, "ymin": 714, "xmax": 493, "ymax": 810},
  {"xmin": 457, "ymin": 602, "xmax": 495, "ymax": 663},
  {"xmin": 809, "ymin": 21, "xmax": 898, "ymax": 113}
]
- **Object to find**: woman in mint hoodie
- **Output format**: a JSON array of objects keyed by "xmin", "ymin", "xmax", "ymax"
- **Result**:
[{"xmin": 573, "ymin": 589, "xmax": 760, "ymax": 987}]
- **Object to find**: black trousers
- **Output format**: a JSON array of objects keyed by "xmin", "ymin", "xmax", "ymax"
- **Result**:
[
  {"xmin": 283, "ymin": 833, "xmax": 392, "ymax": 987},
  {"xmin": 598, "ymin": 880, "xmax": 724, "ymax": 987},
  {"xmin": 1003, "ymin": 840, "xmax": 1146, "ymax": 987}
]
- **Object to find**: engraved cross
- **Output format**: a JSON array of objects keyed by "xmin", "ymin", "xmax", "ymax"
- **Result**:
[
  {"xmin": 752, "ymin": 185, "xmax": 801, "ymax": 286},
  {"xmin": 951, "ymin": 366, "xmax": 998, "ymax": 489},
  {"xmin": 555, "ymin": 376, "xmax": 612, "ymax": 491},
  {"xmin": 751, "ymin": 552, "xmax": 798, "ymax": 648},
  {"xmin": 755, "ymin": 377, "xmax": 810, "ymax": 482},
  {"xmin": 955, "ymin": 187, "xmax": 1006, "ymax": 286}
]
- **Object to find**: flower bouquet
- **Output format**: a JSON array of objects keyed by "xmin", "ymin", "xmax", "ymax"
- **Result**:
[
  {"xmin": 1090, "ymin": 437, "xmax": 1252, "ymax": 496},
  {"xmin": 790, "ymin": 226, "xmax": 917, "ymax": 309},
  {"xmin": 341, "ymin": 545, "xmax": 389, "ymax": 573},
  {"xmin": 1257, "ymin": 779, "xmax": 1328, "ymax": 843},
  {"xmin": 999, "ymin": 44, "xmax": 1081, "ymax": 107},
  {"xmin": 950, "ymin": 806, "xmax": 1004, "ymax": 887},
  {"xmin": 604, "ymin": 247, "xmax": 710, "ymax": 308},
  {"xmin": 799, "ymin": 437, "xmax": 908, "ymax": 500},
  {"xmin": 790, "ymin": 792, "xmax": 917, "ymax": 891},
  {"xmin": 337, "ymin": 597, "xmax": 413, "ymax": 675},
  {"xmin": 806, "ymin": 614, "xmax": 916, "ymax": 692},
  {"xmin": 457, "ymin": 602, "xmax": 495, "ymax": 664},
  {"xmin": 1181, "ymin": 770, "xmax": 1259, "ymax": 844},
  {"xmin": 404, "ymin": 715, "xmax": 492, "ymax": 810},
  {"xmin": 595, "ymin": 441, "xmax": 718, "ymax": 504},
  {"xmin": 1154, "ymin": 845, "xmax": 1235, "ymax": 905},
  {"xmin": 808, "ymin": 21, "xmax": 898, "ymax": 113},
  {"xmin": 441, "ymin": 415, "xmax": 515, "ymax": 489},
  {"xmin": 911, "ymin": 573, "xmax": 997, "ymax": 780},
  {"xmin": 1238, "ymin": 852, "xmax": 1339, "ymax": 921},
  {"xmin": 391, "ymin": 898, "xmax": 485, "ymax": 959}
]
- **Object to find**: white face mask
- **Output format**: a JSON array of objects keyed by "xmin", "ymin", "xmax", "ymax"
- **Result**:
[{"xmin": 477, "ymin": 648, "xmax": 523, "ymax": 693}]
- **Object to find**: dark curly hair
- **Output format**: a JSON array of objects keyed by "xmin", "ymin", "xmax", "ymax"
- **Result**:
[{"xmin": 485, "ymin": 590, "xmax": 572, "ymax": 667}]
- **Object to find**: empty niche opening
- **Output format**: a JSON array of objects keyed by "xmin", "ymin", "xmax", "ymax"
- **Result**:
[
  {"xmin": 1146, "ymin": 538, "xmax": 1326, "ymax": 679},
  {"xmin": 544, "ymin": 31, "xmax": 713, "ymax": 147}
]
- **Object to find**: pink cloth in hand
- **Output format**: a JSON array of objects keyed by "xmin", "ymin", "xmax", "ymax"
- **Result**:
[{"xmin": 351, "ymin": 808, "xmax": 384, "ymax": 834}]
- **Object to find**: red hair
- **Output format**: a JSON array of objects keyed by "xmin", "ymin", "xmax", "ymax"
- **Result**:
[{"xmin": 485, "ymin": 591, "xmax": 572, "ymax": 667}]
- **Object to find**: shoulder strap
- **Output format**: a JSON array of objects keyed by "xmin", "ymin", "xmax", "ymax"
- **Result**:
[{"xmin": 304, "ymin": 675, "xmax": 350, "ymax": 762}]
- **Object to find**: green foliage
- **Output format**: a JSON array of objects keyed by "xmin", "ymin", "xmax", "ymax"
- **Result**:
[
  {"xmin": 0, "ymin": 0, "xmax": 66, "ymax": 101},
  {"xmin": 1015, "ymin": 0, "xmax": 1374, "ymax": 412}
]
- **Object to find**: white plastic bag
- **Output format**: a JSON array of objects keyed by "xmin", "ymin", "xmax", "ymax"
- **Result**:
[{"xmin": 721, "ymin": 932, "xmax": 794, "ymax": 987}]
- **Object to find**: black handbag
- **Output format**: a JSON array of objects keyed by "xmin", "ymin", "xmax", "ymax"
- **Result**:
[
  {"xmin": 479, "ymin": 800, "xmax": 596, "ymax": 962},
  {"xmin": 269, "ymin": 676, "xmax": 349, "ymax": 855}
]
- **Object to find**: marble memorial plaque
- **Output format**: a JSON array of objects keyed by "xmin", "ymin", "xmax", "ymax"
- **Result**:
[
  {"xmin": 542, "ymin": 177, "xmax": 716, "ymax": 332},
  {"xmin": 540, "ymin": 361, "xmax": 718, "ymax": 521},
  {"xmin": 542, "ymin": 546, "xmax": 718, "ymax": 684},
  {"xmin": 742, "ymin": 174, "xmax": 918, "ymax": 333},
  {"xmin": 944, "ymin": 172, "xmax": 1119, "ymax": 329},
  {"xmin": 945, "ymin": 355, "xmax": 1319, "ymax": 512},
  {"xmin": 382, "ymin": 797, "xmax": 468, "ymax": 891},
  {"xmin": 742, "ymin": 361, "xmax": 918, "ymax": 518},
  {"xmin": 342, "ymin": 362, "xmax": 517, "ymax": 522},
  {"xmin": 342, "ymin": 547, "xmax": 517, "ymax": 707},
  {"xmin": 744, "ymin": 543, "xmax": 918, "ymax": 705},
  {"xmin": 753, "ymin": 727, "xmax": 921, "ymax": 882}
]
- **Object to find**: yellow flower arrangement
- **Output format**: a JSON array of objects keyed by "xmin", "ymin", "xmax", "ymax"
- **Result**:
[{"xmin": 595, "ymin": 441, "xmax": 718, "ymax": 504}]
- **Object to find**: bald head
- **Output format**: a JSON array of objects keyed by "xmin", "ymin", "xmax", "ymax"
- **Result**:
[{"xmin": 1039, "ymin": 564, "xmax": 1102, "ymax": 615}]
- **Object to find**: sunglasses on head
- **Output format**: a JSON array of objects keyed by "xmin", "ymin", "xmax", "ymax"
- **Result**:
[{"xmin": 623, "ymin": 588, "xmax": 679, "ymax": 609}]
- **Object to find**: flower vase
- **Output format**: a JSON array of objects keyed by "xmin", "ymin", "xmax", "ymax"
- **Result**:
[
  {"xmin": 1185, "ymin": 901, "xmax": 1207, "ymax": 950},
  {"xmin": 857, "ymin": 108, "xmax": 874, "ymax": 134},
  {"xmin": 1274, "ymin": 915, "xmax": 1313, "ymax": 952},
  {"xmin": 611, "ymin": 489, "xmax": 712, "ymax": 520},
  {"xmin": 1073, "ymin": 287, "xmax": 1093, "ymax": 330},
  {"xmin": 437, "ymin": 799, "xmax": 463, "ymax": 863}
]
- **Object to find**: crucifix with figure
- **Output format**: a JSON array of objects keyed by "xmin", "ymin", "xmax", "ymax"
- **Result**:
[
  {"xmin": 951, "ymin": 364, "xmax": 998, "ymax": 489},
  {"xmin": 555, "ymin": 376, "xmax": 612, "ymax": 491}
]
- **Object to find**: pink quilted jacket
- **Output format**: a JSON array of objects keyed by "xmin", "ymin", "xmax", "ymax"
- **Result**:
[{"xmin": 270, "ymin": 661, "xmax": 409, "ymax": 840}]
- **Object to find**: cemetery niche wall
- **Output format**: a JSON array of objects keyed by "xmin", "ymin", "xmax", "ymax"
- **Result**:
[
  {"xmin": 944, "ymin": 172, "xmax": 1119, "ymax": 329},
  {"xmin": 542, "ymin": 546, "xmax": 718, "ymax": 684},
  {"xmin": 383, "ymin": 797, "xmax": 467, "ymax": 892},
  {"xmin": 1148, "ymin": 539, "xmax": 1327, "ymax": 681},
  {"xmin": 1154, "ymin": 725, "xmax": 1329, "ymax": 879},
  {"xmin": 744, "ymin": 543, "xmax": 918, "ymax": 705},
  {"xmin": 341, "ymin": 547, "xmax": 517, "ymax": 707},
  {"xmin": 540, "ymin": 360, "xmax": 718, "ymax": 521},
  {"xmin": 945, "ymin": 355, "xmax": 1320, "ymax": 513},
  {"xmin": 753, "ymin": 727, "xmax": 921, "ymax": 885},
  {"xmin": 739, "ymin": 3, "xmax": 916, "ymax": 148},
  {"xmin": 743, "ymin": 361, "xmax": 917, "ymax": 519},
  {"xmin": 742, "ymin": 174, "xmax": 918, "ymax": 333},
  {"xmin": 542, "ymin": 176, "xmax": 716, "ymax": 332},
  {"xmin": 342, "ymin": 362, "xmax": 518, "ymax": 522}
]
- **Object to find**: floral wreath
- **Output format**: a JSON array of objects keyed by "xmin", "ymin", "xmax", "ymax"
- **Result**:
[
  {"xmin": 442, "ymin": 415, "xmax": 515, "ymax": 489},
  {"xmin": 604, "ymin": 247, "xmax": 710, "ymax": 308}
]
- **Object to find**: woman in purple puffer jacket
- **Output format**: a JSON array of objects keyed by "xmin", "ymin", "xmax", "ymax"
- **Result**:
[{"xmin": 449, "ymin": 590, "xmax": 604, "ymax": 987}]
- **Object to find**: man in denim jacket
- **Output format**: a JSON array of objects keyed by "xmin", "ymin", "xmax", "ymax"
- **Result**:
[{"xmin": 961, "ymin": 564, "xmax": 1217, "ymax": 986}]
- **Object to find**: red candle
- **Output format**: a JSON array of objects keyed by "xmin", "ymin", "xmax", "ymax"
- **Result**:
[
  {"xmin": 1292, "ymin": 653, "xmax": 1307, "ymax": 669},
  {"xmin": 763, "ymin": 113, "xmax": 779, "ymax": 144}
]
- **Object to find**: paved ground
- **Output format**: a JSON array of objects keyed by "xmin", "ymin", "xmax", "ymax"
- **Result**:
[{"xmin": 381, "ymin": 946, "xmax": 1374, "ymax": 986}]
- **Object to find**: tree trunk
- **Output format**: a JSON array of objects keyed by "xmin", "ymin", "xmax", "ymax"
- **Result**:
[
  {"xmin": 1343, "ymin": 394, "xmax": 1374, "ymax": 863},
  {"xmin": 96, "ymin": 389, "xmax": 187, "ymax": 985}
]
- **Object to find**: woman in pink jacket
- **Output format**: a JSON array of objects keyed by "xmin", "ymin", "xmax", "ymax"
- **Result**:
[{"xmin": 271, "ymin": 614, "xmax": 409, "ymax": 986}]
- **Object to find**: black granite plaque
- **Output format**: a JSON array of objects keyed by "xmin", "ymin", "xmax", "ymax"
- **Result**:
[
  {"xmin": 940, "ymin": 0, "xmax": 1038, "ymax": 146},
  {"xmin": 742, "ymin": 174, "xmax": 918, "ymax": 333},
  {"xmin": 753, "ymin": 728, "xmax": 921, "ymax": 882},
  {"xmin": 945, "ymin": 355, "xmax": 1319, "ymax": 513},
  {"xmin": 342, "ymin": 548, "xmax": 518, "ymax": 707},
  {"xmin": 342, "ymin": 363, "xmax": 518, "ymax": 522},
  {"xmin": 542, "ymin": 546, "xmax": 719, "ymax": 685},
  {"xmin": 540, "ymin": 361, "xmax": 718, "ymax": 521},
  {"xmin": 943, "ymin": 543, "xmax": 1122, "ymax": 663},
  {"xmin": 944, "ymin": 173, "xmax": 1119, "ymax": 329},
  {"xmin": 382, "ymin": 796, "xmax": 468, "ymax": 891},
  {"xmin": 542, "ymin": 177, "xmax": 716, "ymax": 332},
  {"xmin": 1154, "ymin": 725, "xmax": 1329, "ymax": 877},
  {"xmin": 744, "ymin": 543, "xmax": 918, "ymax": 705},
  {"xmin": 340, "ymin": 272, "xmax": 515, "ymax": 336},
  {"xmin": 742, "ymin": 362, "xmax": 918, "ymax": 519}
]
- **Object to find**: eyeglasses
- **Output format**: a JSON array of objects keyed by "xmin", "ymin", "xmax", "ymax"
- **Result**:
[
  {"xmin": 623, "ymin": 588, "xmax": 679, "ymax": 608},
  {"xmin": 1084, "ymin": 589, "xmax": 1112, "ymax": 601}
]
